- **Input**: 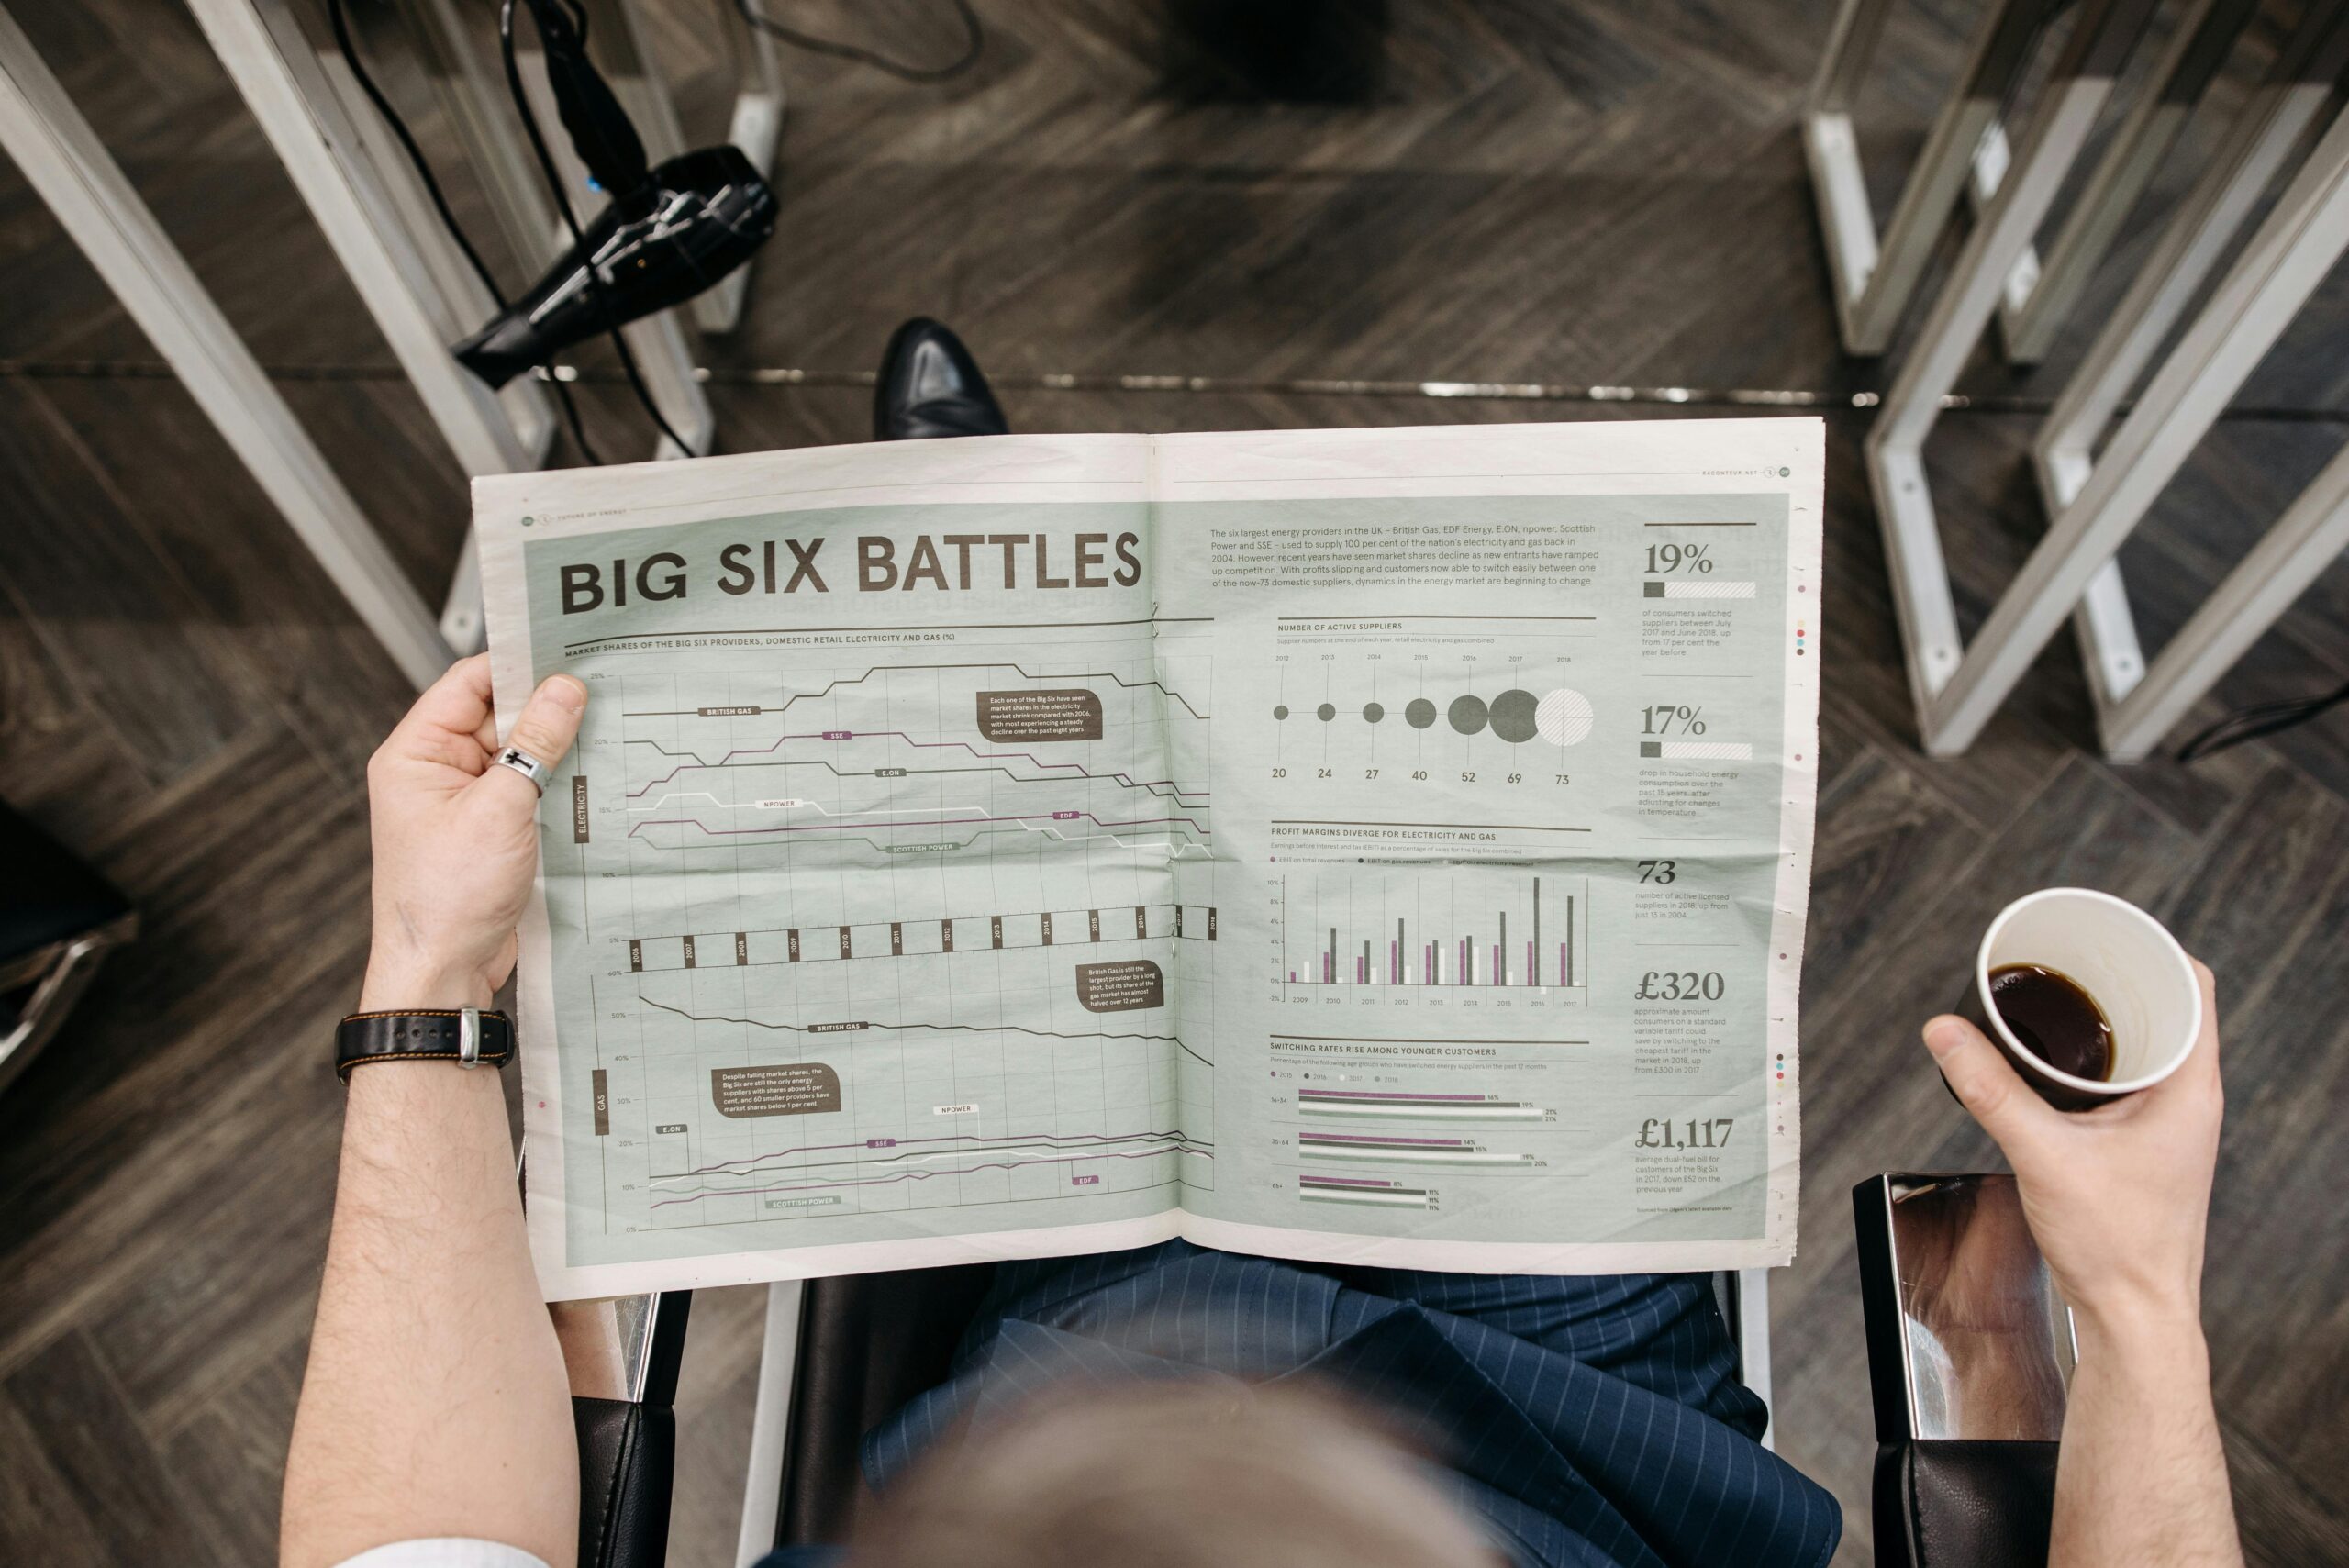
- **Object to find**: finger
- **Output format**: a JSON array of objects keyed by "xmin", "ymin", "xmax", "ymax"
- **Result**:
[
  {"xmin": 2189, "ymin": 957, "xmax": 2220, "ymax": 1069},
  {"xmin": 474, "ymin": 673, "xmax": 589, "ymax": 807},
  {"xmin": 1924, "ymin": 1014, "xmax": 2061, "ymax": 1152},
  {"xmin": 386, "ymin": 653, "xmax": 495, "ymax": 754},
  {"xmin": 2142, "ymin": 958, "xmax": 2223, "ymax": 1113}
]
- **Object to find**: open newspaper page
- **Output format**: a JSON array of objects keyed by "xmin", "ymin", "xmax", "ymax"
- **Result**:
[
  {"xmin": 480, "ymin": 418, "xmax": 1820, "ymax": 1300},
  {"xmin": 1155, "ymin": 418, "xmax": 1820, "ymax": 1274},
  {"xmin": 482, "ymin": 435, "xmax": 1209, "ymax": 1300}
]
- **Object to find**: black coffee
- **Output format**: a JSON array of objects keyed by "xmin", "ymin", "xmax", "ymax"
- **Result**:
[{"xmin": 1987, "ymin": 963, "xmax": 2114, "ymax": 1082}]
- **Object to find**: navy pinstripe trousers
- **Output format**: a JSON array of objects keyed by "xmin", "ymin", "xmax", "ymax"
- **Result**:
[{"xmin": 826, "ymin": 1242, "xmax": 1841, "ymax": 1567}]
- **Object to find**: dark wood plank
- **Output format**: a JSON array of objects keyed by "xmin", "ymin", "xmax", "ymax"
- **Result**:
[
  {"xmin": 4, "ymin": 5, "xmax": 2349, "ymax": 1565},
  {"xmin": 161, "ymin": 1340, "xmax": 308, "ymax": 1568},
  {"xmin": 3, "ymin": 1330, "xmax": 233, "ymax": 1566},
  {"xmin": 0, "ymin": 1385, "xmax": 114, "ymax": 1568},
  {"xmin": 0, "ymin": 384, "xmax": 270, "ymax": 781}
]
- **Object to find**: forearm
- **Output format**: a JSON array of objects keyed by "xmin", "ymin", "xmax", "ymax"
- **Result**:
[
  {"xmin": 281, "ymin": 1025, "xmax": 577, "ymax": 1566},
  {"xmin": 2050, "ymin": 1305, "xmax": 2239, "ymax": 1568}
]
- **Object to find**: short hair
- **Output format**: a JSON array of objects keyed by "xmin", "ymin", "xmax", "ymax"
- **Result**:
[{"xmin": 844, "ymin": 1377, "xmax": 1502, "ymax": 1568}]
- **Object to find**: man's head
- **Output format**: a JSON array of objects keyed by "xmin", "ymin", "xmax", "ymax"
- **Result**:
[{"xmin": 845, "ymin": 1378, "xmax": 1502, "ymax": 1568}]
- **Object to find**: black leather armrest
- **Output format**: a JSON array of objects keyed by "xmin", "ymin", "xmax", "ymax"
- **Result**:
[
  {"xmin": 558, "ymin": 1291, "xmax": 692, "ymax": 1568},
  {"xmin": 575, "ymin": 1396, "xmax": 678, "ymax": 1568},
  {"xmin": 1856, "ymin": 1175, "xmax": 2071, "ymax": 1568},
  {"xmin": 1874, "ymin": 1440, "xmax": 2059, "ymax": 1568}
]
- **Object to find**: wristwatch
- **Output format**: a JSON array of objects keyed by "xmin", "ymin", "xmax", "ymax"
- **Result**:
[{"xmin": 334, "ymin": 1006, "xmax": 515, "ymax": 1083}]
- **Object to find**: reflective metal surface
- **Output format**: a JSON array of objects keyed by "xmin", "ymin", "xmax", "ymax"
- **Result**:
[
  {"xmin": 551, "ymin": 1290, "xmax": 687, "ymax": 1403},
  {"xmin": 1857, "ymin": 1173, "xmax": 2073, "ymax": 1442}
]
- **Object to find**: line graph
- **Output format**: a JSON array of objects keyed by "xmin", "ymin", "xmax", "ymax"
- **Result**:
[
  {"xmin": 637, "ymin": 992, "xmax": 1216, "ymax": 1069},
  {"xmin": 625, "ymin": 731, "xmax": 1209, "ymax": 804},
  {"xmin": 659, "ymin": 1127, "xmax": 1210, "ymax": 1181},
  {"xmin": 625, "ymin": 805, "xmax": 1212, "ymax": 851},
  {"xmin": 603, "ymin": 650, "xmax": 1214, "ymax": 861},
  {"xmin": 650, "ymin": 1146, "xmax": 1215, "ymax": 1211},
  {"xmin": 650, "ymin": 1129, "xmax": 1214, "ymax": 1204},
  {"xmin": 553, "ymin": 606, "xmax": 1219, "ymax": 1245},
  {"xmin": 619, "ymin": 659, "xmax": 1213, "ymax": 722}
]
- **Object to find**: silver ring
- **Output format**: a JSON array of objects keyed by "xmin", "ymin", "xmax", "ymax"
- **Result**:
[{"xmin": 494, "ymin": 745, "xmax": 552, "ymax": 795}]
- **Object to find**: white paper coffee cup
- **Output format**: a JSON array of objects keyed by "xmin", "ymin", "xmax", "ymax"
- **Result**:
[{"xmin": 1970, "ymin": 888, "xmax": 2201, "ymax": 1110}]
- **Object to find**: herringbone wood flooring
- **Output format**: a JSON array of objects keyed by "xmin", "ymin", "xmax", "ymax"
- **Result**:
[{"xmin": 4, "ymin": 2, "xmax": 2348, "ymax": 1563}]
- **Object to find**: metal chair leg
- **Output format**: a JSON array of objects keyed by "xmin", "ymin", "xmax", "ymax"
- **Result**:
[{"xmin": 734, "ymin": 1280, "xmax": 806, "ymax": 1568}]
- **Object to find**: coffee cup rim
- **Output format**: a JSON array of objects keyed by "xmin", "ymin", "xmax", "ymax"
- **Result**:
[{"xmin": 1975, "ymin": 887, "xmax": 2201, "ymax": 1094}]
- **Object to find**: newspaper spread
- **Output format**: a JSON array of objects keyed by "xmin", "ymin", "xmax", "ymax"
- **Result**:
[{"xmin": 477, "ymin": 418, "xmax": 1823, "ymax": 1301}]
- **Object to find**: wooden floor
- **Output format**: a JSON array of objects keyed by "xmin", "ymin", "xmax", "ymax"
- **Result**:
[{"xmin": 4, "ymin": 2, "xmax": 2348, "ymax": 1562}]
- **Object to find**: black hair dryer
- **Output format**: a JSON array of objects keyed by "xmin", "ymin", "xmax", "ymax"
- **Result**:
[{"xmin": 452, "ymin": 145, "xmax": 777, "ymax": 389}]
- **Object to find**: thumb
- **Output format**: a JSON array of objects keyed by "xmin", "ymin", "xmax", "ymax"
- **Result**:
[
  {"xmin": 479, "ymin": 673, "xmax": 588, "ymax": 806},
  {"xmin": 1924, "ymin": 1013, "xmax": 2057, "ymax": 1155}
]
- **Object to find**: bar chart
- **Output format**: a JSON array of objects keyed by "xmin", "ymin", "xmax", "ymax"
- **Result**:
[
  {"xmin": 1294, "ymin": 1086, "xmax": 1553, "ymax": 1121},
  {"xmin": 1275, "ymin": 867, "xmax": 1590, "ymax": 992}
]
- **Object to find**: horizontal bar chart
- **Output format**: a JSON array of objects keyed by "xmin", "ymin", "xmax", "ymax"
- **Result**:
[{"xmin": 1298, "ymin": 1174, "xmax": 1435, "ymax": 1208}]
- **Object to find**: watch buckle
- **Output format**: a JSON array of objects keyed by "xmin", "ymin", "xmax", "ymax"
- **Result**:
[{"xmin": 458, "ymin": 1006, "xmax": 484, "ymax": 1068}]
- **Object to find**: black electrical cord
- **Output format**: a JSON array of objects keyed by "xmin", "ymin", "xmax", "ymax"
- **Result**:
[
  {"xmin": 2176, "ymin": 677, "xmax": 2349, "ymax": 762},
  {"xmin": 501, "ymin": 0, "xmax": 696, "ymax": 459},
  {"xmin": 324, "ymin": 0, "xmax": 602, "ymax": 464},
  {"xmin": 735, "ymin": 0, "xmax": 985, "ymax": 83}
]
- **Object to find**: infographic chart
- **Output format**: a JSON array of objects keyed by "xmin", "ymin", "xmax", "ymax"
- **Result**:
[
  {"xmin": 1274, "ymin": 866, "xmax": 1590, "ymax": 992},
  {"xmin": 579, "ymin": 638, "xmax": 1220, "ymax": 1240},
  {"xmin": 482, "ymin": 419, "xmax": 1820, "ymax": 1296}
]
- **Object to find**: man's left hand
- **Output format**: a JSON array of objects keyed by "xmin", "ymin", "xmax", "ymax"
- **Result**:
[{"xmin": 360, "ymin": 653, "xmax": 586, "ymax": 1010}]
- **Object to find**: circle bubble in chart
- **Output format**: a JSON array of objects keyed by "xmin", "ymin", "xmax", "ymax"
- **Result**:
[
  {"xmin": 1317, "ymin": 703, "xmax": 1336, "ymax": 721},
  {"xmin": 1536, "ymin": 688, "xmax": 1595, "ymax": 746},
  {"xmin": 1364, "ymin": 702, "xmax": 1385, "ymax": 723},
  {"xmin": 1274, "ymin": 705, "xmax": 1289, "ymax": 720},
  {"xmin": 1405, "ymin": 698, "xmax": 1438, "ymax": 729},
  {"xmin": 1489, "ymin": 688, "xmax": 1540, "ymax": 743},
  {"xmin": 1447, "ymin": 695, "xmax": 1489, "ymax": 736}
]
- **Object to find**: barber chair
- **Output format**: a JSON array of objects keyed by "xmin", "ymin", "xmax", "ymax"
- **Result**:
[
  {"xmin": 554, "ymin": 1261, "xmax": 1776, "ymax": 1568},
  {"xmin": 0, "ymin": 797, "xmax": 138, "ymax": 1094},
  {"xmin": 1855, "ymin": 1173, "xmax": 2071, "ymax": 1568}
]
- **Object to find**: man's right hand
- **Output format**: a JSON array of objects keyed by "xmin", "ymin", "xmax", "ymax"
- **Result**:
[
  {"xmin": 1927, "ymin": 958, "xmax": 2240, "ymax": 1568},
  {"xmin": 1920, "ymin": 958, "xmax": 2222, "ymax": 1340}
]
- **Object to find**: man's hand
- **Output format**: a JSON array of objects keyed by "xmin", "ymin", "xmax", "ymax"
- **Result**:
[
  {"xmin": 284, "ymin": 655, "xmax": 587, "ymax": 1568},
  {"xmin": 1923, "ymin": 958, "xmax": 2240, "ymax": 1568},
  {"xmin": 1922, "ymin": 958, "xmax": 2221, "ymax": 1337},
  {"xmin": 360, "ymin": 654, "xmax": 586, "ymax": 1011}
]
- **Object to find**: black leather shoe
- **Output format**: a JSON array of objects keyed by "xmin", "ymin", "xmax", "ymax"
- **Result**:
[{"xmin": 874, "ymin": 317, "xmax": 1009, "ymax": 440}]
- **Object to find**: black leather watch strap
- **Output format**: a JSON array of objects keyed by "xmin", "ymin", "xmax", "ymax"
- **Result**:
[{"xmin": 335, "ymin": 1007, "xmax": 515, "ymax": 1083}]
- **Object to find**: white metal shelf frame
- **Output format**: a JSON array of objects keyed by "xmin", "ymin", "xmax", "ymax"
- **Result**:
[
  {"xmin": 184, "ymin": 0, "xmax": 562, "ymax": 653},
  {"xmin": 2025, "ymin": 2, "xmax": 2349, "ymax": 757},
  {"xmin": 1851, "ymin": 0, "xmax": 2173, "ymax": 751},
  {"xmin": 1985, "ymin": 0, "xmax": 2260, "ymax": 365},
  {"xmin": 1804, "ymin": 0, "xmax": 2077, "ymax": 357},
  {"xmin": 2009, "ymin": 89, "xmax": 2349, "ymax": 762},
  {"xmin": 0, "ymin": 1, "xmax": 453, "ymax": 688}
]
